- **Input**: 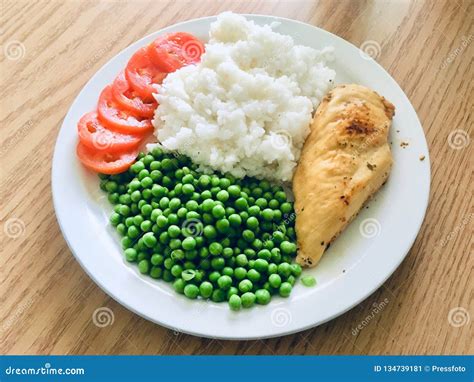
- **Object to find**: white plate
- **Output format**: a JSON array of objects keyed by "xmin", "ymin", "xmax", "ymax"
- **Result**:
[{"xmin": 52, "ymin": 15, "xmax": 430, "ymax": 339}]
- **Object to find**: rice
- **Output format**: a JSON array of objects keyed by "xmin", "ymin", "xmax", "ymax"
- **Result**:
[{"xmin": 152, "ymin": 12, "xmax": 335, "ymax": 181}]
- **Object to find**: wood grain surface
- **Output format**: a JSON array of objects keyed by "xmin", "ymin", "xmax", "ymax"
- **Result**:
[{"xmin": 1, "ymin": 0, "xmax": 472, "ymax": 355}]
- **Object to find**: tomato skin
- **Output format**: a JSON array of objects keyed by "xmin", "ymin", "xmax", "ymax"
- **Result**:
[
  {"xmin": 97, "ymin": 85, "xmax": 153, "ymax": 135},
  {"xmin": 112, "ymin": 71, "xmax": 157, "ymax": 118},
  {"xmin": 147, "ymin": 32, "xmax": 205, "ymax": 72},
  {"xmin": 125, "ymin": 48, "xmax": 167, "ymax": 101},
  {"xmin": 77, "ymin": 111, "xmax": 143, "ymax": 153},
  {"xmin": 77, "ymin": 142, "xmax": 138, "ymax": 174}
]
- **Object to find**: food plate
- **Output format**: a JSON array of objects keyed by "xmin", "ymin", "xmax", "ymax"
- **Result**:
[{"xmin": 52, "ymin": 15, "xmax": 430, "ymax": 339}]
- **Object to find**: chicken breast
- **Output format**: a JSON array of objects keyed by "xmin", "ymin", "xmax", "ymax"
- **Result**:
[{"xmin": 293, "ymin": 84, "xmax": 395, "ymax": 267}]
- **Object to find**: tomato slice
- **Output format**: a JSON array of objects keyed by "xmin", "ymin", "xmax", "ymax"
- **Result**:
[
  {"xmin": 125, "ymin": 47, "xmax": 167, "ymax": 101},
  {"xmin": 147, "ymin": 32, "xmax": 205, "ymax": 73},
  {"xmin": 112, "ymin": 71, "xmax": 157, "ymax": 118},
  {"xmin": 97, "ymin": 85, "xmax": 153, "ymax": 135},
  {"xmin": 77, "ymin": 111, "xmax": 143, "ymax": 153},
  {"xmin": 77, "ymin": 141, "xmax": 138, "ymax": 174}
]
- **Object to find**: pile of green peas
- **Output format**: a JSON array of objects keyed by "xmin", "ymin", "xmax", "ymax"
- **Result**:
[{"xmin": 99, "ymin": 146, "xmax": 301, "ymax": 310}]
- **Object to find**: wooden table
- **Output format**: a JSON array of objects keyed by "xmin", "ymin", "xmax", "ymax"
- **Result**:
[{"xmin": 1, "ymin": 0, "xmax": 472, "ymax": 355}]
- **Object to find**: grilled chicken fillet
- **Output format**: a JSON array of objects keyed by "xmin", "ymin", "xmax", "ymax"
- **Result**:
[{"xmin": 293, "ymin": 84, "xmax": 395, "ymax": 267}]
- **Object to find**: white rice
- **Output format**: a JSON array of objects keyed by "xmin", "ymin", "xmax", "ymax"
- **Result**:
[{"xmin": 152, "ymin": 12, "xmax": 335, "ymax": 181}]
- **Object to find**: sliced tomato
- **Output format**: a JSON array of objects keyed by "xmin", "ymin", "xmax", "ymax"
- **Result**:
[
  {"xmin": 147, "ymin": 32, "xmax": 205, "ymax": 73},
  {"xmin": 77, "ymin": 141, "xmax": 138, "ymax": 174},
  {"xmin": 97, "ymin": 85, "xmax": 153, "ymax": 135},
  {"xmin": 112, "ymin": 71, "xmax": 157, "ymax": 118},
  {"xmin": 125, "ymin": 47, "xmax": 167, "ymax": 101},
  {"xmin": 77, "ymin": 111, "xmax": 143, "ymax": 153}
]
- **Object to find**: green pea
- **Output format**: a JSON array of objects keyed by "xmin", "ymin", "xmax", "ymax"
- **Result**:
[
  {"xmin": 268, "ymin": 263, "xmax": 278, "ymax": 274},
  {"xmin": 222, "ymin": 247, "xmax": 234, "ymax": 258},
  {"xmin": 261, "ymin": 208, "xmax": 274, "ymax": 221},
  {"xmin": 127, "ymin": 225, "xmax": 139, "ymax": 239},
  {"xmin": 150, "ymin": 266, "xmax": 163, "ymax": 279},
  {"xmin": 268, "ymin": 199, "xmax": 279, "ymax": 209},
  {"xmin": 118, "ymin": 205, "xmax": 131, "ymax": 217},
  {"xmin": 209, "ymin": 242, "xmax": 223, "ymax": 256},
  {"xmin": 143, "ymin": 232, "xmax": 157, "ymax": 248},
  {"xmin": 182, "ymin": 237, "xmax": 197, "ymax": 250},
  {"xmin": 211, "ymin": 289, "xmax": 226, "ymax": 302},
  {"xmin": 186, "ymin": 200, "xmax": 199, "ymax": 211},
  {"xmin": 182, "ymin": 183, "xmax": 195, "ymax": 195},
  {"xmin": 291, "ymin": 263, "xmax": 302, "ymax": 277},
  {"xmin": 168, "ymin": 225, "xmax": 181, "ymax": 238},
  {"xmin": 116, "ymin": 223, "xmax": 126, "ymax": 236},
  {"xmin": 269, "ymin": 273, "xmax": 282, "ymax": 288},
  {"xmin": 241, "ymin": 292, "xmax": 256, "ymax": 308},
  {"xmin": 138, "ymin": 259, "xmax": 150, "ymax": 274},
  {"xmin": 211, "ymin": 205, "xmax": 226, "ymax": 219},
  {"xmin": 235, "ymin": 254, "xmax": 248, "ymax": 267},
  {"xmin": 173, "ymin": 279, "xmax": 186, "ymax": 294},
  {"xmin": 201, "ymin": 199, "xmax": 215, "ymax": 212},
  {"xmin": 156, "ymin": 215, "xmax": 168, "ymax": 228},
  {"xmin": 217, "ymin": 275, "xmax": 232, "ymax": 290},
  {"xmin": 216, "ymin": 190, "xmax": 229, "ymax": 202},
  {"xmin": 124, "ymin": 248, "xmax": 137, "ymax": 262},
  {"xmin": 254, "ymin": 259, "xmax": 269, "ymax": 272},
  {"xmin": 169, "ymin": 238, "xmax": 182, "ymax": 250},
  {"xmin": 238, "ymin": 279, "xmax": 253, "ymax": 293},
  {"xmin": 242, "ymin": 229, "xmax": 255, "ymax": 243},
  {"xmin": 209, "ymin": 271, "xmax": 221, "ymax": 283},
  {"xmin": 131, "ymin": 161, "xmax": 145, "ymax": 173},
  {"xmin": 199, "ymin": 281, "xmax": 213, "ymax": 298},
  {"xmin": 151, "ymin": 254, "xmax": 164, "ymax": 265},
  {"xmin": 227, "ymin": 286, "xmax": 239, "ymax": 300},
  {"xmin": 279, "ymin": 282, "xmax": 292, "ymax": 297},
  {"xmin": 234, "ymin": 267, "xmax": 247, "ymax": 280},
  {"xmin": 278, "ymin": 262, "xmax": 292, "ymax": 278},
  {"xmin": 228, "ymin": 294, "xmax": 242, "ymax": 311},
  {"xmin": 216, "ymin": 219, "xmax": 230, "ymax": 234},
  {"xmin": 171, "ymin": 264, "xmax": 183, "ymax": 278},
  {"xmin": 247, "ymin": 269, "xmax": 261, "ymax": 282},
  {"xmin": 152, "ymin": 185, "xmax": 166, "ymax": 198},
  {"xmin": 235, "ymin": 197, "xmax": 248, "ymax": 211},
  {"xmin": 246, "ymin": 217, "xmax": 259, "ymax": 230},
  {"xmin": 301, "ymin": 276, "xmax": 317, "ymax": 287},
  {"xmin": 280, "ymin": 202, "xmax": 292, "ymax": 214},
  {"xmin": 227, "ymin": 185, "xmax": 241, "ymax": 198},
  {"xmin": 199, "ymin": 175, "xmax": 211, "ymax": 188},
  {"xmin": 229, "ymin": 214, "xmax": 242, "ymax": 227},
  {"xmin": 255, "ymin": 198, "xmax": 268, "ymax": 209},
  {"xmin": 258, "ymin": 249, "xmax": 272, "ymax": 261},
  {"xmin": 270, "ymin": 248, "xmax": 281, "ymax": 263},
  {"xmin": 255, "ymin": 289, "xmax": 271, "ymax": 305},
  {"xmin": 211, "ymin": 257, "xmax": 225, "ymax": 270}
]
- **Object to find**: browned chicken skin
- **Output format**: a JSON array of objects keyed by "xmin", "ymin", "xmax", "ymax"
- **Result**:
[{"xmin": 293, "ymin": 84, "xmax": 395, "ymax": 267}]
